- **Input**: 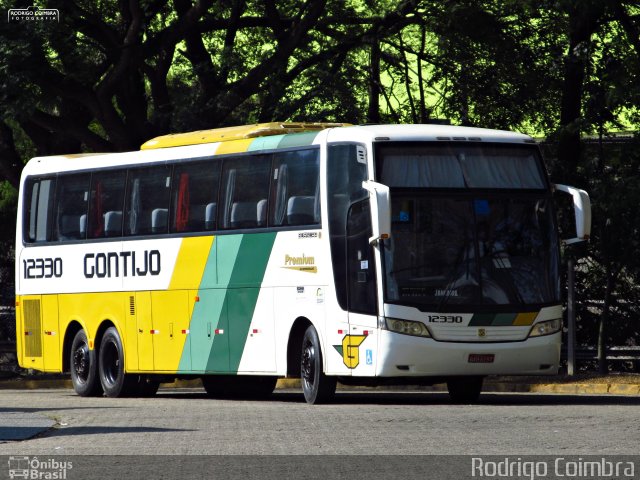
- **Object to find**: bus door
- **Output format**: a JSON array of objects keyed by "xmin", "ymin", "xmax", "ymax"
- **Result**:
[{"xmin": 345, "ymin": 199, "xmax": 378, "ymax": 373}]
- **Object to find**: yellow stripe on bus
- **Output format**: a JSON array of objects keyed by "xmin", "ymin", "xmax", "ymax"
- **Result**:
[
  {"xmin": 513, "ymin": 312, "xmax": 538, "ymax": 326},
  {"xmin": 169, "ymin": 236, "xmax": 214, "ymax": 290},
  {"xmin": 213, "ymin": 138, "xmax": 254, "ymax": 155}
]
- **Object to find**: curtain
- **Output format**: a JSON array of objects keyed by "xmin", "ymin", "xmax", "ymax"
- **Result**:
[
  {"xmin": 176, "ymin": 173, "xmax": 190, "ymax": 232},
  {"xmin": 92, "ymin": 181, "xmax": 104, "ymax": 237},
  {"xmin": 381, "ymin": 154, "xmax": 464, "ymax": 188},
  {"xmin": 130, "ymin": 178, "xmax": 140, "ymax": 235},
  {"xmin": 461, "ymin": 150, "xmax": 544, "ymax": 189}
]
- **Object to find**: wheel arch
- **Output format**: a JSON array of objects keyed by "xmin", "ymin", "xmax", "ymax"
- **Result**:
[
  {"xmin": 94, "ymin": 319, "xmax": 118, "ymax": 355},
  {"xmin": 62, "ymin": 320, "xmax": 84, "ymax": 373},
  {"xmin": 286, "ymin": 316, "xmax": 312, "ymax": 377}
]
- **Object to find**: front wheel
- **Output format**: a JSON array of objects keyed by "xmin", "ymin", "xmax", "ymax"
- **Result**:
[
  {"xmin": 70, "ymin": 329, "xmax": 102, "ymax": 397},
  {"xmin": 300, "ymin": 325, "xmax": 336, "ymax": 404},
  {"xmin": 98, "ymin": 327, "xmax": 137, "ymax": 397},
  {"xmin": 447, "ymin": 376, "xmax": 484, "ymax": 403}
]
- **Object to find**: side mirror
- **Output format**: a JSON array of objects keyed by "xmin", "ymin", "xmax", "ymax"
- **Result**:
[
  {"xmin": 554, "ymin": 184, "xmax": 591, "ymax": 245},
  {"xmin": 362, "ymin": 180, "xmax": 391, "ymax": 245}
]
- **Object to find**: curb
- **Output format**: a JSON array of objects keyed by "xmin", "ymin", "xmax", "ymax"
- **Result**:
[{"xmin": 1, "ymin": 376, "xmax": 639, "ymax": 396}]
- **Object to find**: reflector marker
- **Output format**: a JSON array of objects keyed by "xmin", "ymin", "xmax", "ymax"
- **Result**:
[
  {"xmin": 182, "ymin": 329, "xmax": 190, "ymax": 334},
  {"xmin": 214, "ymin": 329, "xmax": 224, "ymax": 335},
  {"xmin": 44, "ymin": 331, "xmax": 56, "ymax": 336},
  {"xmin": 252, "ymin": 329, "xmax": 260, "ymax": 334},
  {"xmin": 24, "ymin": 331, "xmax": 32, "ymax": 336},
  {"xmin": 338, "ymin": 329, "xmax": 344, "ymax": 334},
  {"xmin": 150, "ymin": 329, "xmax": 160, "ymax": 334}
]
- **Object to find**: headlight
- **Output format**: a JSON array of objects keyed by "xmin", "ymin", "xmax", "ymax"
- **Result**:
[
  {"xmin": 385, "ymin": 318, "xmax": 431, "ymax": 337},
  {"xmin": 528, "ymin": 319, "xmax": 562, "ymax": 337}
]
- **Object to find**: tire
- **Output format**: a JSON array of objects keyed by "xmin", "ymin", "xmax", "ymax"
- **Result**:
[
  {"xmin": 447, "ymin": 376, "xmax": 484, "ymax": 403},
  {"xmin": 202, "ymin": 375, "xmax": 277, "ymax": 399},
  {"xmin": 98, "ymin": 326, "xmax": 137, "ymax": 398},
  {"xmin": 300, "ymin": 325, "xmax": 336, "ymax": 404},
  {"xmin": 70, "ymin": 329, "xmax": 103, "ymax": 397}
]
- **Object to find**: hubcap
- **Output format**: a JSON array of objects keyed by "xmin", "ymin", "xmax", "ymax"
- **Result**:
[
  {"xmin": 302, "ymin": 339, "xmax": 315, "ymax": 387},
  {"xmin": 73, "ymin": 344, "xmax": 89, "ymax": 383},
  {"xmin": 103, "ymin": 342, "xmax": 119, "ymax": 387}
]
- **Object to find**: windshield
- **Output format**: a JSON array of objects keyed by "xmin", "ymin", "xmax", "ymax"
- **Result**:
[{"xmin": 376, "ymin": 142, "xmax": 559, "ymax": 311}]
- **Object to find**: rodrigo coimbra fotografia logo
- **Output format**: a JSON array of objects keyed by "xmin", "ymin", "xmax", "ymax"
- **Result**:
[
  {"xmin": 471, "ymin": 457, "xmax": 636, "ymax": 480},
  {"xmin": 8, "ymin": 456, "xmax": 72, "ymax": 479},
  {"xmin": 7, "ymin": 5, "xmax": 59, "ymax": 23}
]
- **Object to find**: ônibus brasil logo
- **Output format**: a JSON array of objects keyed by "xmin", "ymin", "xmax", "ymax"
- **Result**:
[
  {"xmin": 8, "ymin": 456, "xmax": 72, "ymax": 479},
  {"xmin": 7, "ymin": 6, "xmax": 59, "ymax": 23}
]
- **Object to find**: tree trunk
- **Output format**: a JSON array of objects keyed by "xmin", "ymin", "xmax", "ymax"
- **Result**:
[
  {"xmin": 598, "ymin": 266, "xmax": 616, "ymax": 375},
  {"xmin": 367, "ymin": 39, "xmax": 381, "ymax": 124},
  {"xmin": 556, "ymin": 1, "xmax": 605, "ymax": 181}
]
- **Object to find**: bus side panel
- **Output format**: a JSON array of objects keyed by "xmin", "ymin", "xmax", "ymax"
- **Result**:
[
  {"xmin": 233, "ymin": 287, "xmax": 276, "ymax": 373},
  {"xmin": 41, "ymin": 294, "xmax": 61, "ymax": 372},
  {"xmin": 124, "ymin": 292, "xmax": 139, "ymax": 372},
  {"xmin": 135, "ymin": 291, "xmax": 154, "ymax": 371},
  {"xmin": 15, "ymin": 298, "xmax": 24, "ymax": 368},
  {"xmin": 151, "ymin": 290, "xmax": 191, "ymax": 372},
  {"xmin": 188, "ymin": 288, "xmax": 229, "ymax": 373},
  {"xmin": 17, "ymin": 295, "xmax": 44, "ymax": 371},
  {"xmin": 213, "ymin": 233, "xmax": 276, "ymax": 374}
]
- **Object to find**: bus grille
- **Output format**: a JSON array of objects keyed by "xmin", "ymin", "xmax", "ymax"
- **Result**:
[{"xmin": 23, "ymin": 299, "xmax": 42, "ymax": 357}]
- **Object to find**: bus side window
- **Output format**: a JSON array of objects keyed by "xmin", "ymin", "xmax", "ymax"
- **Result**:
[
  {"xmin": 24, "ymin": 177, "xmax": 55, "ymax": 243},
  {"xmin": 171, "ymin": 159, "xmax": 220, "ymax": 233},
  {"xmin": 88, "ymin": 170, "xmax": 126, "ymax": 239},
  {"xmin": 125, "ymin": 166, "xmax": 172, "ymax": 236},
  {"xmin": 53, "ymin": 174, "xmax": 90, "ymax": 241},
  {"xmin": 327, "ymin": 144, "xmax": 369, "ymax": 310},
  {"xmin": 347, "ymin": 199, "xmax": 377, "ymax": 315},
  {"xmin": 271, "ymin": 148, "xmax": 320, "ymax": 227},
  {"xmin": 220, "ymin": 155, "xmax": 271, "ymax": 229}
]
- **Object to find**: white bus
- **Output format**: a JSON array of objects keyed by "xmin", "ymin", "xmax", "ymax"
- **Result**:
[{"xmin": 15, "ymin": 123, "xmax": 590, "ymax": 403}]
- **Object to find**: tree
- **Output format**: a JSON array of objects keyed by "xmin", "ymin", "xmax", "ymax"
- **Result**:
[{"xmin": 0, "ymin": 0, "xmax": 427, "ymax": 188}]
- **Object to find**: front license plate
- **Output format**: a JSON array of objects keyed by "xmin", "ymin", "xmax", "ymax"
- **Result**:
[{"xmin": 468, "ymin": 353, "xmax": 495, "ymax": 363}]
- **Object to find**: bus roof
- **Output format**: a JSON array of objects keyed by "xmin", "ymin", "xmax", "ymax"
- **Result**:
[
  {"xmin": 140, "ymin": 122, "xmax": 350, "ymax": 150},
  {"xmin": 325, "ymin": 124, "xmax": 535, "ymax": 144}
]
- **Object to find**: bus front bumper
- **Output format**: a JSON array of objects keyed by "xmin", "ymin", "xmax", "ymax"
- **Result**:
[{"xmin": 375, "ymin": 330, "xmax": 561, "ymax": 377}]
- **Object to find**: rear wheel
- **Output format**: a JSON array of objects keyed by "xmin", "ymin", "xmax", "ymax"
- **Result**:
[
  {"xmin": 70, "ymin": 329, "xmax": 102, "ymax": 397},
  {"xmin": 447, "ymin": 376, "xmax": 484, "ymax": 403},
  {"xmin": 202, "ymin": 375, "xmax": 277, "ymax": 399},
  {"xmin": 300, "ymin": 325, "xmax": 336, "ymax": 404},
  {"xmin": 98, "ymin": 327, "xmax": 137, "ymax": 398}
]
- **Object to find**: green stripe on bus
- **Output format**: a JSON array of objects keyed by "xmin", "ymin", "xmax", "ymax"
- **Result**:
[
  {"xmin": 225, "ymin": 233, "xmax": 276, "ymax": 372},
  {"xmin": 493, "ymin": 313, "xmax": 517, "ymax": 326},
  {"xmin": 181, "ymin": 233, "xmax": 276, "ymax": 373},
  {"xmin": 469, "ymin": 313, "xmax": 520, "ymax": 326},
  {"xmin": 468, "ymin": 313, "xmax": 496, "ymax": 326},
  {"xmin": 277, "ymin": 132, "xmax": 319, "ymax": 148},
  {"xmin": 247, "ymin": 135, "xmax": 286, "ymax": 151}
]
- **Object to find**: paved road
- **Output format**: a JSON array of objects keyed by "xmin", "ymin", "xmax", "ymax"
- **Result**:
[{"xmin": 1, "ymin": 387, "xmax": 639, "ymax": 457}]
